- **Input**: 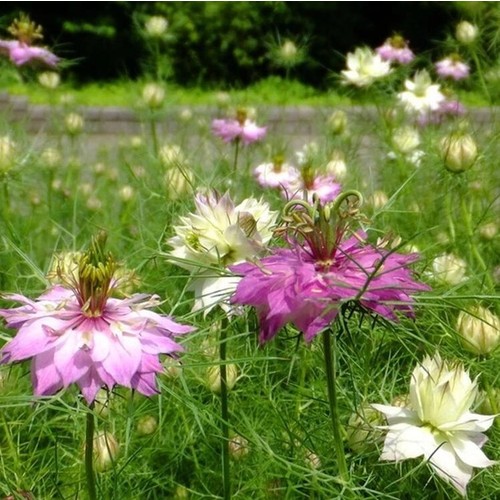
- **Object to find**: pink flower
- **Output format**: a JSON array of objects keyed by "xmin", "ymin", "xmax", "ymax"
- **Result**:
[
  {"xmin": 0, "ymin": 258, "xmax": 193, "ymax": 403},
  {"xmin": 284, "ymin": 174, "xmax": 342, "ymax": 205},
  {"xmin": 0, "ymin": 39, "xmax": 59, "ymax": 68},
  {"xmin": 417, "ymin": 99, "xmax": 466, "ymax": 126},
  {"xmin": 212, "ymin": 118, "xmax": 267, "ymax": 145},
  {"xmin": 435, "ymin": 57, "xmax": 470, "ymax": 81},
  {"xmin": 254, "ymin": 161, "xmax": 300, "ymax": 189},
  {"xmin": 376, "ymin": 36, "xmax": 414, "ymax": 64},
  {"xmin": 231, "ymin": 231, "xmax": 430, "ymax": 344}
]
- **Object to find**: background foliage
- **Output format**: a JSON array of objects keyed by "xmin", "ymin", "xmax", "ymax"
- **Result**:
[{"xmin": 0, "ymin": 1, "xmax": 492, "ymax": 88}]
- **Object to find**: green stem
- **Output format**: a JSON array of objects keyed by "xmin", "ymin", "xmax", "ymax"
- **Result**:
[
  {"xmin": 445, "ymin": 187, "xmax": 456, "ymax": 244},
  {"xmin": 220, "ymin": 317, "xmax": 231, "ymax": 500},
  {"xmin": 232, "ymin": 139, "xmax": 240, "ymax": 174},
  {"xmin": 460, "ymin": 192, "xmax": 494, "ymax": 291},
  {"xmin": 85, "ymin": 405, "xmax": 97, "ymax": 500},
  {"xmin": 470, "ymin": 50, "xmax": 491, "ymax": 104},
  {"xmin": 322, "ymin": 329, "xmax": 349, "ymax": 483},
  {"xmin": 150, "ymin": 112, "xmax": 159, "ymax": 157}
]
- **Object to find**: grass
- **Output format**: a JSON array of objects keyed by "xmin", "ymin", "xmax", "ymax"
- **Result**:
[{"xmin": 0, "ymin": 65, "xmax": 499, "ymax": 500}]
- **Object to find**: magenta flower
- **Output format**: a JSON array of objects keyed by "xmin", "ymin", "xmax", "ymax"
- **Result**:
[
  {"xmin": 435, "ymin": 57, "xmax": 470, "ymax": 81},
  {"xmin": 0, "ymin": 244, "xmax": 193, "ymax": 403},
  {"xmin": 0, "ymin": 40, "xmax": 59, "ymax": 68},
  {"xmin": 417, "ymin": 99, "xmax": 466, "ymax": 126},
  {"xmin": 376, "ymin": 36, "xmax": 414, "ymax": 64},
  {"xmin": 230, "ymin": 194, "xmax": 430, "ymax": 344}
]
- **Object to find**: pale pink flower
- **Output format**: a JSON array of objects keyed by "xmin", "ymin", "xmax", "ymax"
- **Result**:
[
  {"xmin": 435, "ymin": 57, "xmax": 470, "ymax": 81},
  {"xmin": 212, "ymin": 118, "xmax": 266, "ymax": 145},
  {"xmin": 0, "ymin": 39, "xmax": 59, "ymax": 67},
  {"xmin": 376, "ymin": 36, "xmax": 414, "ymax": 64},
  {"xmin": 254, "ymin": 161, "xmax": 300, "ymax": 189},
  {"xmin": 284, "ymin": 174, "xmax": 342, "ymax": 205},
  {"xmin": 0, "ymin": 282, "xmax": 193, "ymax": 403}
]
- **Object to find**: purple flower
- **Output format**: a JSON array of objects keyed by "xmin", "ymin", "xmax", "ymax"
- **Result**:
[
  {"xmin": 230, "ymin": 194, "xmax": 430, "ymax": 344},
  {"xmin": 417, "ymin": 99, "xmax": 466, "ymax": 126},
  {"xmin": 376, "ymin": 36, "xmax": 414, "ymax": 64},
  {"xmin": 212, "ymin": 118, "xmax": 266, "ymax": 145},
  {"xmin": 0, "ymin": 39, "xmax": 59, "ymax": 68},
  {"xmin": 0, "ymin": 242, "xmax": 193, "ymax": 403},
  {"xmin": 435, "ymin": 57, "xmax": 470, "ymax": 81}
]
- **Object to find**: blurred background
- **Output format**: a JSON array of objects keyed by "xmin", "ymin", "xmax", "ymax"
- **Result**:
[{"xmin": 0, "ymin": 1, "xmax": 496, "ymax": 89}]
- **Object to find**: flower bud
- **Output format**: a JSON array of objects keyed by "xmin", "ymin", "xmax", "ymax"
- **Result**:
[
  {"xmin": 142, "ymin": 83, "xmax": 165, "ymax": 109},
  {"xmin": 94, "ymin": 389, "xmax": 112, "ymax": 417},
  {"xmin": 229, "ymin": 434, "xmax": 249, "ymax": 460},
  {"xmin": 164, "ymin": 166, "xmax": 194, "ymax": 200},
  {"xmin": 93, "ymin": 431, "xmax": 120, "ymax": 472},
  {"xmin": 159, "ymin": 145, "xmax": 186, "ymax": 168},
  {"xmin": 455, "ymin": 21, "xmax": 478, "ymax": 44},
  {"xmin": 162, "ymin": 357, "xmax": 182, "ymax": 379},
  {"xmin": 479, "ymin": 222, "xmax": 497, "ymax": 240},
  {"xmin": 40, "ymin": 147, "xmax": 62, "ymax": 169},
  {"xmin": 173, "ymin": 485, "xmax": 189, "ymax": 500},
  {"xmin": 0, "ymin": 136, "xmax": 16, "ymax": 174},
  {"xmin": 119, "ymin": 185, "xmax": 135, "ymax": 202},
  {"xmin": 206, "ymin": 364, "xmax": 238, "ymax": 393},
  {"xmin": 327, "ymin": 110, "xmax": 348, "ymax": 136},
  {"xmin": 38, "ymin": 71, "xmax": 60, "ymax": 89},
  {"xmin": 440, "ymin": 132, "xmax": 478, "ymax": 173},
  {"xmin": 64, "ymin": 113, "xmax": 84, "ymax": 135},
  {"xmin": 144, "ymin": 16, "xmax": 168, "ymax": 37},
  {"xmin": 304, "ymin": 449, "xmax": 321, "ymax": 470},
  {"xmin": 136, "ymin": 415, "xmax": 158, "ymax": 436},
  {"xmin": 347, "ymin": 405, "xmax": 384, "ymax": 453},
  {"xmin": 325, "ymin": 150, "xmax": 347, "ymax": 179},
  {"xmin": 431, "ymin": 253, "xmax": 467, "ymax": 285},
  {"xmin": 477, "ymin": 388, "xmax": 500, "ymax": 415},
  {"xmin": 369, "ymin": 190, "xmax": 388, "ymax": 210},
  {"xmin": 392, "ymin": 126, "xmax": 420, "ymax": 154},
  {"xmin": 457, "ymin": 306, "xmax": 500, "ymax": 355}
]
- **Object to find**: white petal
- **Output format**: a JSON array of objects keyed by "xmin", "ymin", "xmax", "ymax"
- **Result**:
[
  {"xmin": 448, "ymin": 432, "xmax": 497, "ymax": 468},
  {"xmin": 380, "ymin": 423, "xmax": 436, "ymax": 462},
  {"xmin": 427, "ymin": 441, "xmax": 472, "ymax": 496},
  {"xmin": 439, "ymin": 412, "xmax": 496, "ymax": 433}
]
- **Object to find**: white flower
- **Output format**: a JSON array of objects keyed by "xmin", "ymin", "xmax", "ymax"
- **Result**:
[
  {"xmin": 145, "ymin": 16, "xmax": 168, "ymax": 37},
  {"xmin": 341, "ymin": 47, "xmax": 392, "ymax": 87},
  {"xmin": 167, "ymin": 191, "xmax": 277, "ymax": 314},
  {"xmin": 373, "ymin": 353, "xmax": 496, "ymax": 496},
  {"xmin": 398, "ymin": 70, "xmax": 445, "ymax": 114}
]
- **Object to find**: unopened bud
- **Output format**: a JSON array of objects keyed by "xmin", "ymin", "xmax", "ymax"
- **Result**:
[
  {"xmin": 93, "ymin": 431, "xmax": 120, "ymax": 472},
  {"xmin": 457, "ymin": 306, "xmax": 500, "ymax": 355},
  {"xmin": 142, "ymin": 83, "xmax": 165, "ymax": 109},
  {"xmin": 229, "ymin": 434, "xmax": 249, "ymax": 460},
  {"xmin": 327, "ymin": 110, "xmax": 348, "ymax": 135},
  {"xmin": 455, "ymin": 21, "xmax": 478, "ymax": 44},
  {"xmin": 145, "ymin": 16, "xmax": 168, "ymax": 37},
  {"xmin": 136, "ymin": 415, "xmax": 158, "ymax": 436},
  {"xmin": 206, "ymin": 364, "xmax": 238, "ymax": 393},
  {"xmin": 392, "ymin": 126, "xmax": 420, "ymax": 154},
  {"xmin": 65, "ymin": 113, "xmax": 84, "ymax": 135},
  {"xmin": 431, "ymin": 254, "xmax": 467, "ymax": 285},
  {"xmin": 164, "ymin": 167, "xmax": 194, "ymax": 200},
  {"xmin": 0, "ymin": 136, "xmax": 16, "ymax": 173},
  {"xmin": 38, "ymin": 71, "xmax": 60, "ymax": 89},
  {"xmin": 40, "ymin": 147, "xmax": 62, "ymax": 168},
  {"xmin": 440, "ymin": 132, "xmax": 478, "ymax": 173},
  {"xmin": 325, "ymin": 150, "xmax": 347, "ymax": 179},
  {"xmin": 347, "ymin": 405, "xmax": 384, "ymax": 453}
]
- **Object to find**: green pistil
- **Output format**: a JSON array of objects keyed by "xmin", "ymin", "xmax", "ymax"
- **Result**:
[{"xmin": 77, "ymin": 233, "xmax": 116, "ymax": 317}]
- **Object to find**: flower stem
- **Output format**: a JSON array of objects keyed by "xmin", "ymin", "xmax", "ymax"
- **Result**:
[
  {"xmin": 150, "ymin": 112, "xmax": 159, "ymax": 157},
  {"xmin": 85, "ymin": 405, "xmax": 97, "ymax": 500},
  {"xmin": 220, "ymin": 317, "xmax": 231, "ymax": 500},
  {"xmin": 322, "ymin": 329, "xmax": 349, "ymax": 483},
  {"xmin": 459, "ymin": 189, "xmax": 494, "ymax": 291},
  {"xmin": 232, "ymin": 139, "xmax": 240, "ymax": 174}
]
